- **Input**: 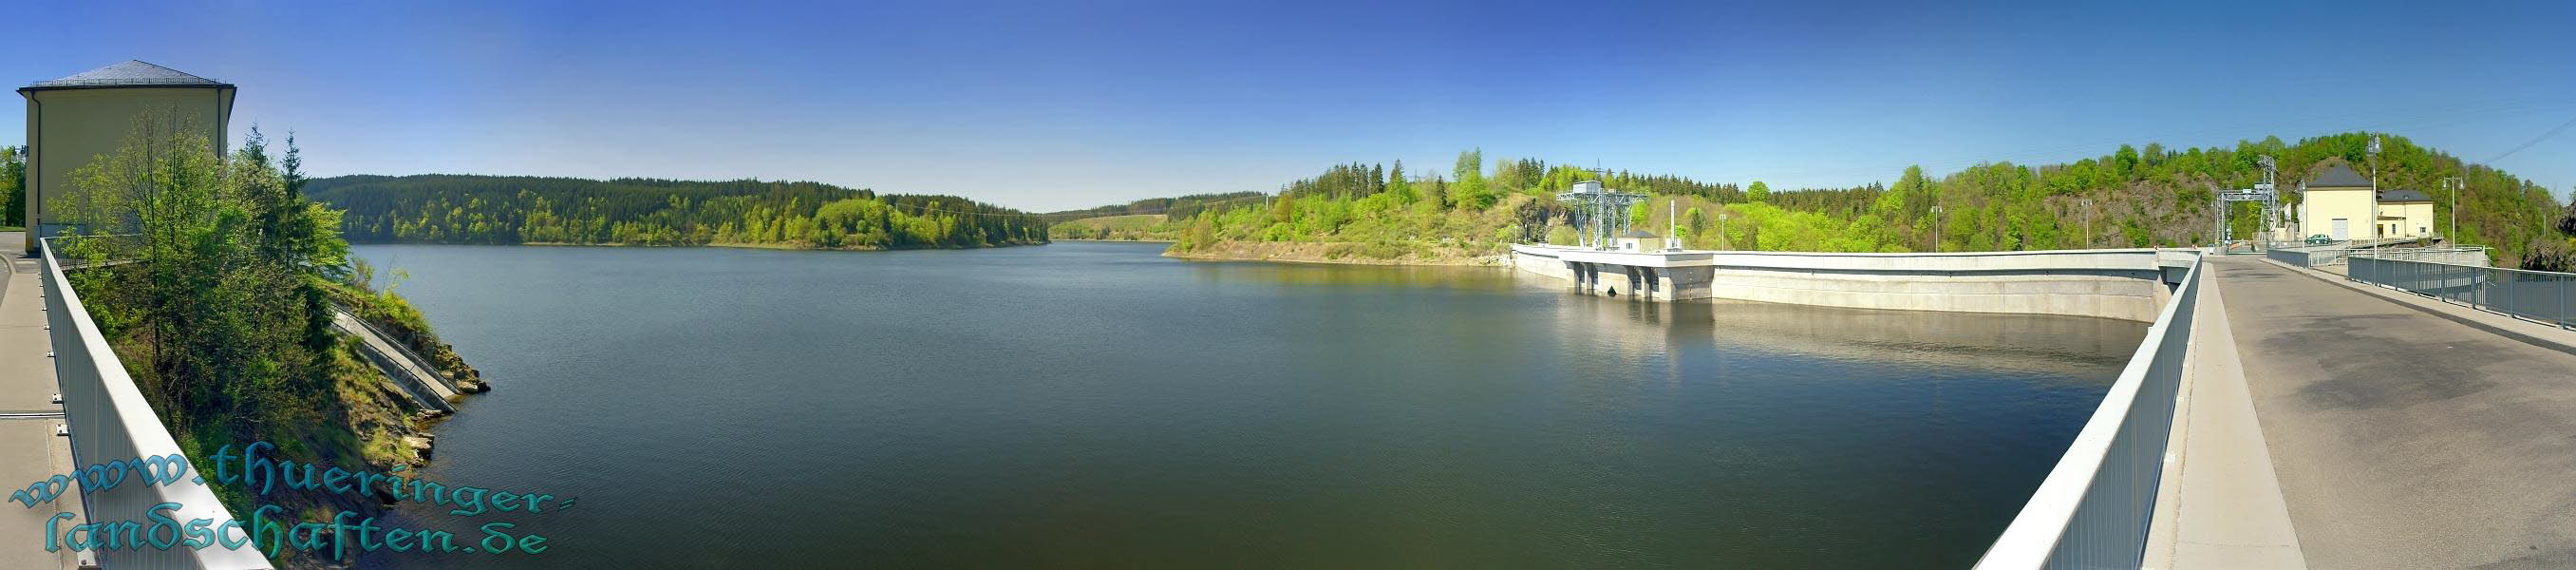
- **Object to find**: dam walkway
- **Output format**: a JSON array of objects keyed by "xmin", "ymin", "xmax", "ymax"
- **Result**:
[
  {"xmin": 0, "ymin": 233, "xmax": 85, "ymax": 570},
  {"xmin": 2157, "ymin": 255, "xmax": 2576, "ymax": 569}
]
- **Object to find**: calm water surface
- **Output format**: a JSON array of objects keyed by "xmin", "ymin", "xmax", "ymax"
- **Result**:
[{"xmin": 353, "ymin": 241, "xmax": 2144, "ymax": 568}]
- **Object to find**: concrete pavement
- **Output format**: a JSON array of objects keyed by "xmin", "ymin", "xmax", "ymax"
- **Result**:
[
  {"xmin": 2210, "ymin": 255, "xmax": 2576, "ymax": 569},
  {"xmin": 0, "ymin": 232, "xmax": 85, "ymax": 570},
  {"xmin": 2147, "ymin": 265, "xmax": 2305, "ymax": 569}
]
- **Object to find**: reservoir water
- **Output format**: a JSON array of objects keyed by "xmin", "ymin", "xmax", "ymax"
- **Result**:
[{"xmin": 353, "ymin": 240, "xmax": 2145, "ymax": 568}]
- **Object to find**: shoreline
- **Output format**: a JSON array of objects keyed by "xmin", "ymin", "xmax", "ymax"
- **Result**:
[
  {"xmin": 349, "ymin": 240, "xmax": 1055, "ymax": 252},
  {"xmin": 1162, "ymin": 240, "xmax": 1511, "ymax": 267}
]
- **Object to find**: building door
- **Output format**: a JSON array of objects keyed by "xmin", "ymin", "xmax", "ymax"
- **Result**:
[{"xmin": 2331, "ymin": 218, "xmax": 2348, "ymax": 239}]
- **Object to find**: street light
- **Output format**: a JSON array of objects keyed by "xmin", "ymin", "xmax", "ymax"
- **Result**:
[
  {"xmin": 2078, "ymin": 199, "xmax": 2095, "ymax": 247},
  {"xmin": 2442, "ymin": 176, "xmax": 2464, "ymax": 244},
  {"xmin": 2368, "ymin": 135, "xmax": 2382, "ymax": 259},
  {"xmin": 1929, "ymin": 204, "xmax": 1946, "ymax": 252}
]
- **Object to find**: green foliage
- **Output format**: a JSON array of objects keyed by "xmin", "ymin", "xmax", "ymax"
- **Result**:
[
  {"xmin": 56, "ymin": 110, "xmax": 352, "ymax": 443},
  {"xmin": 1070, "ymin": 134, "xmax": 2570, "ymax": 265},
  {"xmin": 1039, "ymin": 191, "xmax": 1268, "ymax": 222},
  {"xmin": 304, "ymin": 175, "xmax": 1047, "ymax": 249},
  {"xmin": 1, "ymin": 144, "xmax": 23, "ymax": 227}
]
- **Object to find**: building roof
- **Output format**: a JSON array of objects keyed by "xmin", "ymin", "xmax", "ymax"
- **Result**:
[
  {"xmin": 2379, "ymin": 189, "xmax": 2434, "ymax": 202},
  {"xmin": 1620, "ymin": 230, "xmax": 1660, "ymax": 238},
  {"xmin": 2306, "ymin": 163, "xmax": 2372, "ymax": 188},
  {"xmin": 21, "ymin": 60, "xmax": 232, "ymax": 91}
]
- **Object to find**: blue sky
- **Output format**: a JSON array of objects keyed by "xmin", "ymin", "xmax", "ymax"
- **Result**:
[{"xmin": 9, "ymin": 0, "xmax": 2575, "ymax": 211}]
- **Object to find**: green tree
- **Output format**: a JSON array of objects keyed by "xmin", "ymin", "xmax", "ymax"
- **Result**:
[
  {"xmin": 56, "ymin": 109, "xmax": 348, "ymax": 435},
  {"xmin": 1747, "ymin": 180, "xmax": 1770, "ymax": 202},
  {"xmin": 1451, "ymin": 148, "xmax": 1490, "ymax": 209},
  {"xmin": 1, "ymin": 145, "xmax": 23, "ymax": 227}
]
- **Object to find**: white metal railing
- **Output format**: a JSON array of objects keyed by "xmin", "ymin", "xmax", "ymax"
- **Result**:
[
  {"xmin": 2269, "ymin": 245, "xmax": 2488, "ymax": 269},
  {"xmin": 41, "ymin": 237, "xmax": 275, "ymax": 569},
  {"xmin": 1975, "ymin": 253, "xmax": 2203, "ymax": 569},
  {"xmin": 2350, "ymin": 256, "xmax": 2571, "ymax": 330}
]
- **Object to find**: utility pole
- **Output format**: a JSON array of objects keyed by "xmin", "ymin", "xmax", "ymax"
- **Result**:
[
  {"xmin": 1718, "ymin": 207, "xmax": 1729, "ymax": 250},
  {"xmin": 2442, "ymin": 176, "xmax": 2464, "ymax": 244},
  {"xmin": 2078, "ymin": 199, "xmax": 2095, "ymax": 247},
  {"xmin": 1668, "ymin": 198, "xmax": 1680, "ymax": 251},
  {"xmin": 1929, "ymin": 204, "xmax": 1945, "ymax": 252}
]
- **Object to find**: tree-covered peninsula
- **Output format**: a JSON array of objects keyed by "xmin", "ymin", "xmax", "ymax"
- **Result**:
[
  {"xmin": 1055, "ymin": 132, "xmax": 2572, "ymax": 269},
  {"xmin": 304, "ymin": 175, "xmax": 1048, "ymax": 249}
]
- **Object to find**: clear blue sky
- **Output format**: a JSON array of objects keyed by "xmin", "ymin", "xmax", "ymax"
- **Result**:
[{"xmin": 10, "ymin": 0, "xmax": 2575, "ymax": 211}]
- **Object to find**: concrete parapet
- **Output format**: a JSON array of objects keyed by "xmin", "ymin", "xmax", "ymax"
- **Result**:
[{"xmin": 1511, "ymin": 244, "xmax": 2176, "ymax": 321}]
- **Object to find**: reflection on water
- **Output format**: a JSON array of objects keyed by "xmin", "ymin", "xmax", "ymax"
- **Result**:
[
  {"xmin": 355, "ymin": 241, "xmax": 2143, "ymax": 569},
  {"xmin": 1706, "ymin": 300, "xmax": 2144, "ymax": 378}
]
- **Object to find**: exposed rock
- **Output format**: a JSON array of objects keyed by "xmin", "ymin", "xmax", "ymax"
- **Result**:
[{"xmin": 404, "ymin": 435, "xmax": 435, "ymax": 462}]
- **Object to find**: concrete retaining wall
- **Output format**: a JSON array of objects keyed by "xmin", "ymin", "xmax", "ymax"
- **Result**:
[{"xmin": 1512, "ymin": 244, "xmax": 2178, "ymax": 322}]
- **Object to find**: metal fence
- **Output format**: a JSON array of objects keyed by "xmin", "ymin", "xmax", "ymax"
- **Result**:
[
  {"xmin": 2350, "ymin": 256, "xmax": 2573, "ymax": 330},
  {"xmin": 40, "ymin": 237, "xmax": 276, "ymax": 569},
  {"xmin": 1975, "ymin": 254, "xmax": 2202, "ymax": 569},
  {"xmin": 2269, "ymin": 246, "xmax": 2489, "ymax": 269}
]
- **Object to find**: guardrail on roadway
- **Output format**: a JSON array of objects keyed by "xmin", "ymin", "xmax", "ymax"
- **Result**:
[
  {"xmin": 2270, "ymin": 245, "xmax": 2489, "ymax": 269},
  {"xmin": 1975, "ymin": 252, "xmax": 2203, "ymax": 569},
  {"xmin": 41, "ymin": 237, "xmax": 275, "ymax": 569},
  {"xmin": 2350, "ymin": 255, "xmax": 2572, "ymax": 330}
]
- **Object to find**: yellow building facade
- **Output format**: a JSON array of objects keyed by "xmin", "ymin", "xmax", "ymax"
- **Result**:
[
  {"xmin": 2299, "ymin": 163, "xmax": 2374, "ymax": 240},
  {"xmin": 17, "ymin": 60, "xmax": 235, "ymax": 250},
  {"xmin": 2376, "ymin": 190, "xmax": 2435, "ymax": 238}
]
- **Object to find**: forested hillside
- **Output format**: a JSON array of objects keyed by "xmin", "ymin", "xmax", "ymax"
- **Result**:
[
  {"xmin": 304, "ymin": 175, "xmax": 1048, "ymax": 249},
  {"xmin": 1067, "ymin": 133, "xmax": 2570, "ymax": 267}
]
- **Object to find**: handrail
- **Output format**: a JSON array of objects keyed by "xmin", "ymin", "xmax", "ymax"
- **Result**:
[
  {"xmin": 2348, "ymin": 256, "xmax": 2572, "ymax": 330},
  {"xmin": 41, "ymin": 237, "xmax": 276, "ymax": 568},
  {"xmin": 1975, "ymin": 252, "xmax": 2203, "ymax": 569}
]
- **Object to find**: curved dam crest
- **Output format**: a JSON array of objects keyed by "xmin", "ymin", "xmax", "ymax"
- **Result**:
[{"xmin": 1511, "ymin": 244, "xmax": 2198, "ymax": 322}]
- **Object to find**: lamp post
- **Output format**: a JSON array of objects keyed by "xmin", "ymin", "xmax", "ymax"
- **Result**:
[
  {"xmin": 2442, "ymin": 176, "xmax": 2464, "ymax": 244},
  {"xmin": 1929, "ymin": 204, "xmax": 1946, "ymax": 252},
  {"xmin": 2368, "ymin": 135, "xmax": 2382, "ymax": 259},
  {"xmin": 1668, "ymin": 198, "xmax": 1681, "ymax": 251},
  {"xmin": 2078, "ymin": 198, "xmax": 2094, "ymax": 247}
]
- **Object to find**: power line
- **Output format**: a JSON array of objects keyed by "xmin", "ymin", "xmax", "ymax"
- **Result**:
[{"xmin": 2475, "ymin": 112, "xmax": 2576, "ymax": 165}]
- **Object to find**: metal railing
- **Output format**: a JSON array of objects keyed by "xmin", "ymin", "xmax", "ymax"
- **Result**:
[
  {"xmin": 40, "ymin": 237, "xmax": 276, "ymax": 569},
  {"xmin": 2356, "ymin": 246, "xmax": 2491, "ymax": 266},
  {"xmin": 1976, "ymin": 254, "xmax": 2203, "ymax": 569},
  {"xmin": 2350, "ymin": 256, "xmax": 2572, "ymax": 330},
  {"xmin": 2269, "ymin": 245, "xmax": 2489, "ymax": 269}
]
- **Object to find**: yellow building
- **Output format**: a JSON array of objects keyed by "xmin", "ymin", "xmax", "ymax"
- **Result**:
[
  {"xmin": 2297, "ymin": 163, "xmax": 2376, "ymax": 241},
  {"xmin": 17, "ymin": 60, "xmax": 236, "ymax": 250},
  {"xmin": 2376, "ymin": 189, "xmax": 2435, "ymax": 238}
]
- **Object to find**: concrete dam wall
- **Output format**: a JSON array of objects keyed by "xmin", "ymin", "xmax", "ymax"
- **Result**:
[{"xmin": 1510, "ymin": 244, "xmax": 2191, "ymax": 322}]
